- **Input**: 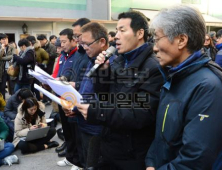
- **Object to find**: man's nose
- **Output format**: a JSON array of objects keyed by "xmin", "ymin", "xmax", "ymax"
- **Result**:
[{"xmin": 153, "ymin": 44, "xmax": 159, "ymax": 53}]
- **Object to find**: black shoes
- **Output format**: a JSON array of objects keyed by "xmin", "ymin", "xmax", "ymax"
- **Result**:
[
  {"xmin": 47, "ymin": 141, "xmax": 59, "ymax": 149},
  {"xmin": 55, "ymin": 142, "xmax": 66, "ymax": 153},
  {"xmin": 57, "ymin": 128, "xmax": 65, "ymax": 141},
  {"xmin": 58, "ymin": 149, "xmax": 66, "ymax": 157}
]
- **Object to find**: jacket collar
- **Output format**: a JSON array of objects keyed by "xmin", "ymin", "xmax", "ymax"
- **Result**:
[
  {"xmin": 216, "ymin": 43, "xmax": 222, "ymax": 51},
  {"xmin": 61, "ymin": 47, "xmax": 78, "ymax": 58},
  {"xmin": 114, "ymin": 43, "xmax": 153, "ymax": 69},
  {"xmin": 162, "ymin": 51, "xmax": 211, "ymax": 90}
]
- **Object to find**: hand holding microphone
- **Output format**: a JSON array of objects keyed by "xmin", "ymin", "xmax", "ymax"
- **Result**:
[{"xmin": 86, "ymin": 46, "xmax": 116, "ymax": 77}]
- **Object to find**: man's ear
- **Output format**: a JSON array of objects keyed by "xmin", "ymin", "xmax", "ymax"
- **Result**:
[
  {"xmin": 178, "ymin": 34, "xmax": 188, "ymax": 50},
  {"xmin": 137, "ymin": 29, "xmax": 145, "ymax": 40},
  {"xmin": 100, "ymin": 38, "xmax": 107, "ymax": 48}
]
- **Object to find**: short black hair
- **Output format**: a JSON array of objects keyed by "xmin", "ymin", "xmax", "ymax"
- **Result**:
[
  {"xmin": 72, "ymin": 18, "xmax": 91, "ymax": 27},
  {"xmin": 18, "ymin": 88, "xmax": 34, "ymax": 100},
  {"xmin": 59, "ymin": 28, "xmax": 73, "ymax": 41},
  {"xmin": 216, "ymin": 29, "xmax": 222, "ymax": 38},
  {"xmin": 37, "ymin": 34, "xmax": 47, "ymax": 40},
  {"xmin": 49, "ymin": 35, "xmax": 57, "ymax": 41},
  {"xmin": 0, "ymin": 33, "xmax": 8, "ymax": 40},
  {"xmin": 18, "ymin": 38, "xmax": 31, "ymax": 47},
  {"xmin": 118, "ymin": 11, "xmax": 149, "ymax": 42},
  {"xmin": 26, "ymin": 35, "xmax": 36, "ymax": 45},
  {"xmin": 81, "ymin": 22, "xmax": 108, "ymax": 45},
  {"xmin": 108, "ymin": 31, "xmax": 116, "ymax": 37}
]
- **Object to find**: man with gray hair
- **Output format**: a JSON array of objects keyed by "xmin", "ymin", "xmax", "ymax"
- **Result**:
[{"xmin": 145, "ymin": 5, "xmax": 222, "ymax": 170}]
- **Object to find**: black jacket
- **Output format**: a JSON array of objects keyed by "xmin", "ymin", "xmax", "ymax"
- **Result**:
[
  {"xmin": 146, "ymin": 54, "xmax": 222, "ymax": 170},
  {"xmin": 4, "ymin": 90, "xmax": 22, "ymax": 120},
  {"xmin": 42, "ymin": 41, "xmax": 57, "ymax": 74},
  {"xmin": 87, "ymin": 44, "xmax": 163, "ymax": 169}
]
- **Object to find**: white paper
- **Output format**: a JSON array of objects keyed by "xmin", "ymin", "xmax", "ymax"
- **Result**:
[
  {"xmin": 46, "ymin": 79, "xmax": 82, "ymax": 104},
  {"xmin": 34, "ymin": 84, "xmax": 74, "ymax": 109},
  {"xmin": 28, "ymin": 69, "xmax": 48, "ymax": 84},
  {"xmin": 28, "ymin": 66, "xmax": 54, "ymax": 85},
  {"xmin": 35, "ymin": 65, "xmax": 54, "ymax": 80},
  {"xmin": 46, "ymin": 118, "xmax": 54, "ymax": 123}
]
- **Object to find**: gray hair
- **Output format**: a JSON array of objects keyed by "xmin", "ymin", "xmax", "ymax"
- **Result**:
[{"xmin": 151, "ymin": 5, "xmax": 206, "ymax": 53}]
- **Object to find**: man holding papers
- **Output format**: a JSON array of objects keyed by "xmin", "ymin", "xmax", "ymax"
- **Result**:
[
  {"xmin": 56, "ymin": 28, "xmax": 89, "ymax": 170},
  {"xmin": 62, "ymin": 22, "xmax": 109, "ymax": 170}
]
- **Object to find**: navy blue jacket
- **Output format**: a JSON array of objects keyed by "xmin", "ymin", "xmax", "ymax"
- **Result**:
[
  {"xmin": 57, "ymin": 47, "xmax": 78, "ymax": 79},
  {"xmin": 146, "ymin": 52, "xmax": 222, "ymax": 170},
  {"xmin": 87, "ymin": 43, "xmax": 163, "ymax": 169},
  {"xmin": 215, "ymin": 43, "xmax": 222, "ymax": 67},
  {"xmin": 73, "ymin": 58, "xmax": 102, "ymax": 135}
]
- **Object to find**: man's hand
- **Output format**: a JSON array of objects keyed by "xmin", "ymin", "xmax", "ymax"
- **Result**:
[
  {"xmin": 76, "ymin": 103, "xmax": 90, "ymax": 120},
  {"xmin": 1, "ymin": 44, "xmax": 5, "ymax": 50},
  {"xmin": 146, "ymin": 167, "xmax": 155, "ymax": 170},
  {"xmin": 62, "ymin": 107, "xmax": 76, "ymax": 117},
  {"xmin": 95, "ymin": 51, "xmax": 110, "ymax": 70},
  {"xmin": 69, "ymin": 82, "xmax": 75, "ymax": 88}
]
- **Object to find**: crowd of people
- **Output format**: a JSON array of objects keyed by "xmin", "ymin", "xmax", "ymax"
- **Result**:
[{"xmin": 0, "ymin": 4, "xmax": 222, "ymax": 170}]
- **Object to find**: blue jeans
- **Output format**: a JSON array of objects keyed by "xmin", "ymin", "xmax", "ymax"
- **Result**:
[
  {"xmin": 0, "ymin": 142, "xmax": 14, "ymax": 166},
  {"xmin": 14, "ymin": 83, "xmax": 31, "ymax": 93}
]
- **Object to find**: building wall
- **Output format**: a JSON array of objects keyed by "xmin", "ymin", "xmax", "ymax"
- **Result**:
[{"xmin": 0, "ymin": 21, "xmax": 116, "ymax": 45}]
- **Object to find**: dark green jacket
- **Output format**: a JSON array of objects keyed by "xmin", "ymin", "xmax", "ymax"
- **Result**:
[{"xmin": 0, "ymin": 116, "xmax": 9, "ymax": 140}]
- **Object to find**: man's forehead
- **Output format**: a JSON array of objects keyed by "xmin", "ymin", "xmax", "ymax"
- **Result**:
[
  {"xmin": 82, "ymin": 32, "xmax": 93, "ymax": 40},
  {"xmin": 73, "ymin": 25, "xmax": 81, "ymax": 34}
]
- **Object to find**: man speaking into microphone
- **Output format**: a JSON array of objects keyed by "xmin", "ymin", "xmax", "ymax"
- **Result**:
[{"xmin": 77, "ymin": 11, "xmax": 163, "ymax": 170}]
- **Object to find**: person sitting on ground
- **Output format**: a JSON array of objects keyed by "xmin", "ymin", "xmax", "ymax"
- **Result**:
[
  {"xmin": 12, "ymin": 97, "xmax": 59, "ymax": 154},
  {"xmin": 4, "ymin": 88, "xmax": 34, "ymax": 120},
  {"xmin": 0, "ymin": 116, "xmax": 19, "ymax": 167}
]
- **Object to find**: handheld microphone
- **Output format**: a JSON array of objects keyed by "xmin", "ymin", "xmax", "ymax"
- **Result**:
[{"xmin": 86, "ymin": 46, "xmax": 116, "ymax": 77}]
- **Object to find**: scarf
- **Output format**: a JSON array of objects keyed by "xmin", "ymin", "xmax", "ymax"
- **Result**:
[{"xmin": 19, "ymin": 46, "xmax": 34, "ymax": 80}]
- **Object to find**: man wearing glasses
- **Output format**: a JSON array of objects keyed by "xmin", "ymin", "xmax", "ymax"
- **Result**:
[
  {"xmin": 76, "ymin": 11, "xmax": 163, "ymax": 170},
  {"xmin": 56, "ymin": 28, "xmax": 89, "ymax": 170},
  {"xmin": 145, "ymin": 5, "xmax": 222, "ymax": 170},
  {"xmin": 62, "ymin": 22, "xmax": 109, "ymax": 170}
]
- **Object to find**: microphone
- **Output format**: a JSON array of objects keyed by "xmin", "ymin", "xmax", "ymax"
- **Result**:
[{"xmin": 86, "ymin": 46, "xmax": 116, "ymax": 77}]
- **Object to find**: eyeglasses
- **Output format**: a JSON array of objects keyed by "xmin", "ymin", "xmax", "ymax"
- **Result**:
[
  {"xmin": 205, "ymin": 39, "xmax": 210, "ymax": 41},
  {"xmin": 153, "ymin": 35, "xmax": 168, "ymax": 45},
  {"xmin": 81, "ymin": 38, "xmax": 101, "ymax": 48},
  {"xmin": 73, "ymin": 34, "xmax": 82, "ymax": 39}
]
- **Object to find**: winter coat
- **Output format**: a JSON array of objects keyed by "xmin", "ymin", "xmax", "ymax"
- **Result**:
[
  {"xmin": 41, "ymin": 41, "xmax": 57, "ymax": 74},
  {"xmin": 0, "ymin": 116, "xmax": 9, "ymax": 140},
  {"xmin": 0, "ymin": 44, "xmax": 16, "ymax": 82},
  {"xmin": 12, "ymin": 101, "xmax": 46, "ymax": 147},
  {"xmin": 145, "ymin": 53, "xmax": 222, "ymax": 170},
  {"xmin": 13, "ymin": 47, "xmax": 35, "ymax": 84},
  {"xmin": 34, "ymin": 42, "xmax": 49, "ymax": 65},
  {"xmin": 87, "ymin": 43, "xmax": 163, "ymax": 169},
  {"xmin": 4, "ymin": 90, "xmax": 22, "ymax": 120},
  {"xmin": 0, "ymin": 93, "xmax": 6, "ymax": 111}
]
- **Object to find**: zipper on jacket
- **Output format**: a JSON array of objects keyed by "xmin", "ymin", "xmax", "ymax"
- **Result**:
[{"xmin": 162, "ymin": 104, "xmax": 169, "ymax": 132}]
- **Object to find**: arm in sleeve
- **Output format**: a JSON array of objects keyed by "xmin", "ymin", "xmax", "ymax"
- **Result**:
[
  {"xmin": 157, "ymin": 83, "xmax": 222, "ymax": 170},
  {"xmin": 0, "ymin": 46, "xmax": 16, "ymax": 61},
  {"xmin": 41, "ymin": 48, "xmax": 49, "ymax": 65},
  {"xmin": 14, "ymin": 50, "xmax": 34, "ymax": 65},
  {"xmin": 87, "ymin": 67, "xmax": 162, "ymax": 129},
  {"xmin": 3, "ymin": 97, "xmax": 17, "ymax": 120},
  {"xmin": 14, "ymin": 116, "xmax": 29, "ymax": 137},
  {"xmin": 0, "ymin": 117, "xmax": 9, "ymax": 139}
]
